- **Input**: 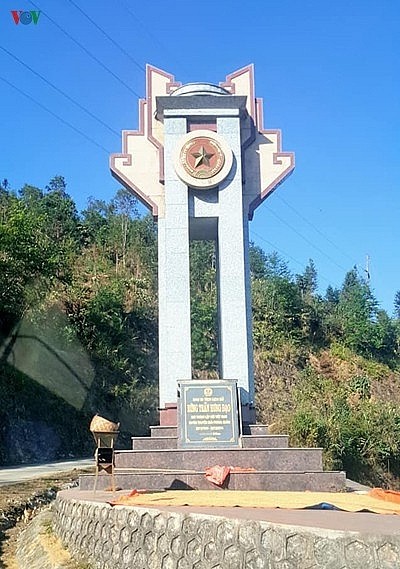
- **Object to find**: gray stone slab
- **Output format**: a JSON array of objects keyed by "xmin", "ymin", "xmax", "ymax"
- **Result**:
[
  {"xmin": 241, "ymin": 435, "xmax": 289, "ymax": 449},
  {"xmin": 150, "ymin": 425, "xmax": 177, "ymax": 437},
  {"xmin": 132, "ymin": 435, "xmax": 289, "ymax": 451},
  {"xmin": 79, "ymin": 470, "xmax": 345, "ymax": 492},
  {"xmin": 114, "ymin": 447, "xmax": 323, "ymax": 471},
  {"xmin": 150, "ymin": 424, "xmax": 271, "ymax": 438},
  {"xmin": 156, "ymin": 94, "xmax": 247, "ymax": 114}
]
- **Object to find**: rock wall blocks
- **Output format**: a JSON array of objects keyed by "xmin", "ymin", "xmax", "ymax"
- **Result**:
[{"xmin": 53, "ymin": 493, "xmax": 400, "ymax": 569}]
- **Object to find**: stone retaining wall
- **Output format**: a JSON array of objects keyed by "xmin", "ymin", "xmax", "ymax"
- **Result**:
[
  {"xmin": 16, "ymin": 509, "xmax": 78, "ymax": 569},
  {"xmin": 53, "ymin": 492, "xmax": 400, "ymax": 569}
]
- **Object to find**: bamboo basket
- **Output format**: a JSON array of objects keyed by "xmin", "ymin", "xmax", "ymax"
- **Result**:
[{"xmin": 89, "ymin": 414, "xmax": 120, "ymax": 433}]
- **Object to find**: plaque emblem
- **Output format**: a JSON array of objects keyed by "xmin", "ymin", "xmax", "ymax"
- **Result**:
[
  {"xmin": 180, "ymin": 137, "xmax": 225, "ymax": 180},
  {"xmin": 174, "ymin": 130, "xmax": 233, "ymax": 189}
]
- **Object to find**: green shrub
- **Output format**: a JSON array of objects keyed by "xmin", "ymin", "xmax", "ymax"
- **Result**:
[{"xmin": 285, "ymin": 367, "xmax": 400, "ymax": 486}]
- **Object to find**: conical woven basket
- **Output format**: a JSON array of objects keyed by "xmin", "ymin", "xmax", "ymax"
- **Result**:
[{"xmin": 89, "ymin": 414, "xmax": 119, "ymax": 433}]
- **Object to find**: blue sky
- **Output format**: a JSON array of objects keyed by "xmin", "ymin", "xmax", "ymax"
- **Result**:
[{"xmin": 1, "ymin": 0, "xmax": 399, "ymax": 312}]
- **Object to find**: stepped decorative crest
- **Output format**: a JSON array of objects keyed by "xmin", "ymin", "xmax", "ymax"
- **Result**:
[{"xmin": 110, "ymin": 64, "xmax": 294, "ymax": 415}]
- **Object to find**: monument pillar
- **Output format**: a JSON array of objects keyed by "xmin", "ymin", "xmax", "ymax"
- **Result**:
[
  {"xmin": 216, "ymin": 115, "xmax": 254, "ymax": 404},
  {"xmin": 110, "ymin": 64, "xmax": 295, "ymax": 428},
  {"xmin": 158, "ymin": 116, "xmax": 192, "ymax": 409},
  {"xmin": 80, "ymin": 63, "xmax": 347, "ymax": 493}
]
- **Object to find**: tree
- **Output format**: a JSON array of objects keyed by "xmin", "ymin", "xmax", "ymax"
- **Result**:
[
  {"xmin": 394, "ymin": 291, "xmax": 400, "ymax": 319},
  {"xmin": 325, "ymin": 285, "xmax": 340, "ymax": 305},
  {"xmin": 19, "ymin": 178, "xmax": 80, "ymax": 266},
  {"xmin": 110, "ymin": 189, "xmax": 139, "ymax": 271},
  {"xmin": 45, "ymin": 175, "xmax": 68, "ymax": 197},
  {"xmin": 81, "ymin": 197, "xmax": 109, "ymax": 245},
  {"xmin": 296, "ymin": 259, "xmax": 317, "ymax": 297},
  {"xmin": 249, "ymin": 243, "xmax": 268, "ymax": 280},
  {"xmin": 0, "ymin": 195, "xmax": 60, "ymax": 331},
  {"xmin": 42, "ymin": 176, "xmax": 80, "ymax": 247},
  {"xmin": 19, "ymin": 184, "xmax": 43, "ymax": 206},
  {"xmin": 264, "ymin": 251, "xmax": 291, "ymax": 279},
  {"xmin": 252, "ymin": 271, "xmax": 302, "ymax": 351},
  {"xmin": 333, "ymin": 268, "xmax": 380, "ymax": 357},
  {"xmin": 372, "ymin": 309, "xmax": 398, "ymax": 362},
  {"xmin": 0, "ymin": 179, "xmax": 10, "ymax": 193},
  {"xmin": 189, "ymin": 241, "xmax": 218, "ymax": 373}
]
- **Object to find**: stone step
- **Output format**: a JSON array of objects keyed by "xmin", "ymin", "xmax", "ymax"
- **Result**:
[
  {"xmin": 115, "ymin": 447, "xmax": 323, "ymax": 472},
  {"xmin": 149, "ymin": 423, "xmax": 269, "ymax": 438},
  {"xmin": 150, "ymin": 425, "xmax": 176, "ymax": 438},
  {"xmin": 241, "ymin": 435, "xmax": 289, "ymax": 448},
  {"xmin": 133, "ymin": 436, "xmax": 177, "ymax": 450},
  {"xmin": 242, "ymin": 424, "xmax": 269, "ymax": 436},
  {"xmin": 79, "ymin": 469, "xmax": 345, "ymax": 492},
  {"xmin": 132, "ymin": 435, "xmax": 289, "ymax": 451}
]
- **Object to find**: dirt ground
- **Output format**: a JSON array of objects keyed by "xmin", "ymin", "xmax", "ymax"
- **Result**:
[{"xmin": 0, "ymin": 468, "xmax": 93, "ymax": 569}]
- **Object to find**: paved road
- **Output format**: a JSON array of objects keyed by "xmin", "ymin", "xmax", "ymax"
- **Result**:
[{"xmin": 0, "ymin": 458, "xmax": 94, "ymax": 486}]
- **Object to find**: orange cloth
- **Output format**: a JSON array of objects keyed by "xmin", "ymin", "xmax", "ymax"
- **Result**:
[
  {"xmin": 369, "ymin": 488, "xmax": 400, "ymax": 504},
  {"xmin": 205, "ymin": 465, "xmax": 230, "ymax": 486}
]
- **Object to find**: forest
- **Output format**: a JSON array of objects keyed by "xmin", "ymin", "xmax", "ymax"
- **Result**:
[{"xmin": 1, "ymin": 176, "xmax": 400, "ymax": 487}]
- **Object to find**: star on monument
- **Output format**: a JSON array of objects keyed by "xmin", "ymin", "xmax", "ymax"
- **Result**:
[{"xmin": 191, "ymin": 145, "xmax": 214, "ymax": 168}]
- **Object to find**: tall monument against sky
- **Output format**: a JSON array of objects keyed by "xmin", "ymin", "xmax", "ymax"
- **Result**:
[{"xmin": 110, "ymin": 64, "xmax": 294, "ymax": 424}]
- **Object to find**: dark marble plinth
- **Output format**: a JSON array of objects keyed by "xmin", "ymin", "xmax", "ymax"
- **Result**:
[
  {"xmin": 79, "ymin": 422, "xmax": 346, "ymax": 493},
  {"xmin": 132, "ymin": 434, "xmax": 289, "ymax": 450},
  {"xmin": 79, "ymin": 469, "xmax": 345, "ymax": 492},
  {"xmin": 115, "ymin": 447, "xmax": 323, "ymax": 471}
]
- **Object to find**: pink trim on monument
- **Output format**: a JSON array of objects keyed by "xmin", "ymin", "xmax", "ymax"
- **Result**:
[
  {"xmin": 110, "ymin": 99, "xmax": 159, "ymax": 218},
  {"xmin": 220, "ymin": 65, "xmax": 257, "ymax": 171},
  {"xmin": 221, "ymin": 64, "xmax": 256, "ymax": 122},
  {"xmin": 111, "ymin": 169, "xmax": 159, "ymax": 218},
  {"xmin": 166, "ymin": 81, "xmax": 182, "ymax": 94},
  {"xmin": 188, "ymin": 122, "xmax": 217, "ymax": 132},
  {"xmin": 146, "ymin": 64, "xmax": 181, "ymax": 183},
  {"xmin": 247, "ymin": 98, "xmax": 295, "ymax": 220}
]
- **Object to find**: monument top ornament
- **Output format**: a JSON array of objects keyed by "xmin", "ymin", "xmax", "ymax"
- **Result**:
[{"xmin": 110, "ymin": 64, "xmax": 294, "ymax": 220}]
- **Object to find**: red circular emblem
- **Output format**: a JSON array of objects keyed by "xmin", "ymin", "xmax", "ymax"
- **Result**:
[{"xmin": 180, "ymin": 136, "xmax": 225, "ymax": 180}]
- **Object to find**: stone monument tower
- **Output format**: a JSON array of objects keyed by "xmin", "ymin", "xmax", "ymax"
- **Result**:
[
  {"xmin": 79, "ymin": 64, "xmax": 345, "ymax": 490},
  {"xmin": 110, "ymin": 64, "xmax": 294, "ymax": 427}
]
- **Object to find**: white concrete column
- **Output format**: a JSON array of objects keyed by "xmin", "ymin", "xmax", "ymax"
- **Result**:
[
  {"xmin": 216, "ymin": 116, "xmax": 254, "ymax": 403},
  {"xmin": 158, "ymin": 117, "xmax": 192, "ymax": 407}
]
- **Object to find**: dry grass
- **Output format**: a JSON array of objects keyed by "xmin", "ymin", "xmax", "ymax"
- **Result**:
[{"xmin": 0, "ymin": 468, "xmax": 93, "ymax": 568}]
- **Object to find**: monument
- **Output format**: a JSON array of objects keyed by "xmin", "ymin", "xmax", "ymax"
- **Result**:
[
  {"xmin": 110, "ymin": 64, "xmax": 294, "ymax": 425},
  {"xmin": 79, "ymin": 64, "xmax": 345, "ymax": 490}
]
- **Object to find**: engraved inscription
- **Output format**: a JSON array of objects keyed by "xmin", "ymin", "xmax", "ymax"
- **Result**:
[{"xmin": 178, "ymin": 380, "xmax": 240, "ymax": 448}]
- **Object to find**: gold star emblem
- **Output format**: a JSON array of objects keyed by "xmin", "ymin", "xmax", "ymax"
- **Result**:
[{"xmin": 191, "ymin": 145, "xmax": 214, "ymax": 168}]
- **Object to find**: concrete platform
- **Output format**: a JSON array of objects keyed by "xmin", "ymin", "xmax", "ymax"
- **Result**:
[
  {"xmin": 52, "ymin": 488, "xmax": 400, "ymax": 569},
  {"xmin": 149, "ymin": 423, "xmax": 270, "ymax": 437},
  {"xmin": 60, "ymin": 488, "xmax": 400, "ymax": 534},
  {"xmin": 115, "ymin": 447, "xmax": 324, "ymax": 471},
  {"xmin": 80, "ymin": 469, "xmax": 345, "ymax": 492},
  {"xmin": 131, "ymin": 434, "xmax": 290, "ymax": 450},
  {"xmin": 82, "ymin": 422, "xmax": 346, "ymax": 493}
]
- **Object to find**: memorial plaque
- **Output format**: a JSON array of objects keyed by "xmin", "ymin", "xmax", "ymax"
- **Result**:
[{"xmin": 178, "ymin": 380, "xmax": 240, "ymax": 448}]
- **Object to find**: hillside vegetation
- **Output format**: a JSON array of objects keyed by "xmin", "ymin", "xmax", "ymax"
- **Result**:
[{"xmin": 1, "ymin": 177, "xmax": 399, "ymax": 486}]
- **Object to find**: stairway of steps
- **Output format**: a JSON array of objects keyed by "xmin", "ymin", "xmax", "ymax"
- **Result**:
[{"xmin": 79, "ymin": 424, "xmax": 346, "ymax": 492}]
